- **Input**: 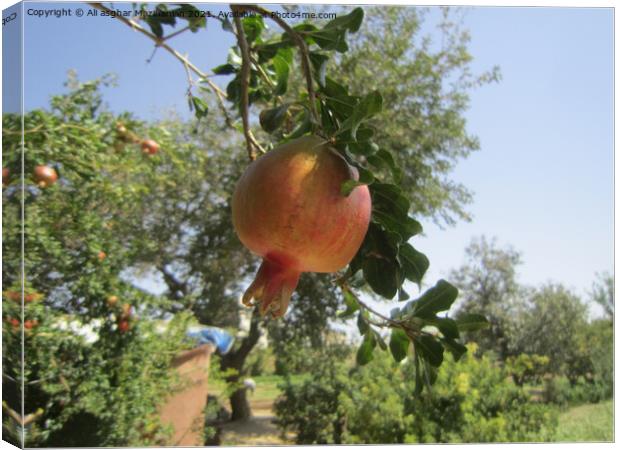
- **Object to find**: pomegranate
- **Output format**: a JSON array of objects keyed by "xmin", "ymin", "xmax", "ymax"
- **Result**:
[
  {"xmin": 107, "ymin": 295, "xmax": 119, "ymax": 307},
  {"xmin": 141, "ymin": 139, "xmax": 160, "ymax": 155},
  {"xmin": 33, "ymin": 165, "xmax": 58, "ymax": 187},
  {"xmin": 118, "ymin": 319, "xmax": 131, "ymax": 333},
  {"xmin": 2, "ymin": 168, "xmax": 9, "ymax": 187},
  {"xmin": 232, "ymin": 135, "xmax": 371, "ymax": 318},
  {"xmin": 97, "ymin": 251, "xmax": 107, "ymax": 262},
  {"xmin": 121, "ymin": 303, "xmax": 132, "ymax": 317}
]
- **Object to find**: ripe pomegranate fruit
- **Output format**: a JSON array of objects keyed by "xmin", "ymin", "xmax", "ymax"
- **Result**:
[
  {"xmin": 141, "ymin": 139, "xmax": 160, "ymax": 155},
  {"xmin": 97, "ymin": 251, "xmax": 107, "ymax": 262},
  {"xmin": 24, "ymin": 292, "xmax": 41, "ymax": 303},
  {"xmin": 232, "ymin": 135, "xmax": 371, "ymax": 318},
  {"xmin": 2, "ymin": 168, "xmax": 9, "ymax": 187},
  {"xmin": 118, "ymin": 319, "xmax": 131, "ymax": 333},
  {"xmin": 33, "ymin": 165, "xmax": 58, "ymax": 187},
  {"xmin": 4, "ymin": 291, "xmax": 20, "ymax": 302}
]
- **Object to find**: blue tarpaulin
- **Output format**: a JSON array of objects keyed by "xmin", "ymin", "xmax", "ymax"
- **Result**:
[{"xmin": 186, "ymin": 326, "xmax": 235, "ymax": 355}]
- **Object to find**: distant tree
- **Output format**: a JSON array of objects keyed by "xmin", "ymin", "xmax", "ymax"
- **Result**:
[
  {"xmin": 518, "ymin": 284, "xmax": 590, "ymax": 381},
  {"xmin": 450, "ymin": 236, "xmax": 526, "ymax": 358},
  {"xmin": 337, "ymin": 7, "xmax": 500, "ymax": 225},
  {"xmin": 590, "ymin": 272, "xmax": 614, "ymax": 319}
]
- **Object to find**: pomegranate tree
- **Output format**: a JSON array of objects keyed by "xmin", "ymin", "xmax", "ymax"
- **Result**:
[{"xmin": 232, "ymin": 136, "xmax": 371, "ymax": 318}]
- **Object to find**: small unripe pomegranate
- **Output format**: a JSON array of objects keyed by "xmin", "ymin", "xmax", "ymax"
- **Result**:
[
  {"xmin": 121, "ymin": 303, "xmax": 132, "ymax": 317},
  {"xmin": 97, "ymin": 251, "xmax": 107, "ymax": 262},
  {"xmin": 232, "ymin": 135, "xmax": 371, "ymax": 318},
  {"xmin": 107, "ymin": 295, "xmax": 119, "ymax": 307},
  {"xmin": 2, "ymin": 168, "xmax": 9, "ymax": 187},
  {"xmin": 141, "ymin": 139, "xmax": 160, "ymax": 155},
  {"xmin": 33, "ymin": 165, "xmax": 58, "ymax": 187},
  {"xmin": 116, "ymin": 123, "xmax": 128, "ymax": 135}
]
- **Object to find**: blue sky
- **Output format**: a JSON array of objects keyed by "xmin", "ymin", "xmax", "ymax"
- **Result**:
[{"xmin": 8, "ymin": 3, "xmax": 613, "ymax": 314}]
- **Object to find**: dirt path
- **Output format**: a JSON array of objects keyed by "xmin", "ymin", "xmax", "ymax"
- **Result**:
[{"xmin": 219, "ymin": 400, "xmax": 294, "ymax": 446}]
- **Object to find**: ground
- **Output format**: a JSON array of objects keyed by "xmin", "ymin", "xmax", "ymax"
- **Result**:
[
  {"xmin": 208, "ymin": 375, "xmax": 298, "ymax": 446},
  {"xmin": 555, "ymin": 400, "xmax": 614, "ymax": 442}
]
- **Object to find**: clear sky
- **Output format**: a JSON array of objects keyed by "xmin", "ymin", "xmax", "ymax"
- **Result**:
[{"xmin": 8, "ymin": 3, "xmax": 614, "ymax": 314}]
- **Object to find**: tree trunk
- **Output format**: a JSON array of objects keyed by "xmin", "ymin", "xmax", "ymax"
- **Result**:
[
  {"xmin": 229, "ymin": 387, "xmax": 253, "ymax": 421},
  {"xmin": 221, "ymin": 309, "xmax": 262, "ymax": 421}
]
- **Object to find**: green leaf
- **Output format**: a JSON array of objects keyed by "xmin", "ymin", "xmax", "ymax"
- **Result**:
[
  {"xmin": 226, "ymin": 77, "xmax": 241, "ymax": 104},
  {"xmin": 356, "ymin": 334, "xmax": 375, "ymax": 366},
  {"xmin": 340, "ymin": 166, "xmax": 374, "ymax": 196},
  {"xmin": 171, "ymin": 4, "xmax": 206, "ymax": 31},
  {"xmin": 145, "ymin": 17, "xmax": 164, "ymax": 38},
  {"xmin": 308, "ymin": 52, "xmax": 329, "ymax": 88},
  {"xmin": 242, "ymin": 15, "xmax": 265, "ymax": 43},
  {"xmin": 311, "ymin": 29, "xmax": 348, "ymax": 52},
  {"xmin": 259, "ymin": 104, "xmax": 289, "ymax": 133},
  {"xmin": 272, "ymin": 53, "xmax": 290, "ymax": 96},
  {"xmin": 359, "ymin": 91, "xmax": 383, "ymax": 117},
  {"xmin": 455, "ymin": 313, "xmax": 490, "ymax": 332},
  {"xmin": 399, "ymin": 243, "xmax": 429, "ymax": 286},
  {"xmin": 398, "ymin": 288, "xmax": 410, "ymax": 301},
  {"xmin": 389, "ymin": 328, "xmax": 409, "ymax": 362},
  {"xmin": 412, "ymin": 279, "xmax": 459, "ymax": 318},
  {"xmin": 415, "ymin": 335, "xmax": 444, "ymax": 367},
  {"xmin": 357, "ymin": 310, "xmax": 369, "ymax": 335},
  {"xmin": 285, "ymin": 111, "xmax": 311, "ymax": 139},
  {"xmin": 349, "ymin": 141, "xmax": 378, "ymax": 157},
  {"xmin": 362, "ymin": 255, "xmax": 398, "ymax": 299},
  {"xmin": 338, "ymin": 289, "xmax": 359, "ymax": 318},
  {"xmin": 190, "ymin": 96, "xmax": 209, "ymax": 120},
  {"xmin": 373, "ymin": 329, "xmax": 387, "ymax": 351},
  {"xmin": 442, "ymin": 338, "xmax": 467, "ymax": 362},
  {"xmin": 427, "ymin": 317, "xmax": 459, "ymax": 340},
  {"xmin": 337, "ymin": 91, "xmax": 383, "ymax": 139},
  {"xmin": 221, "ymin": 16, "xmax": 234, "ymax": 32},
  {"xmin": 212, "ymin": 64, "xmax": 237, "ymax": 75},
  {"xmin": 322, "ymin": 77, "xmax": 348, "ymax": 97},
  {"xmin": 324, "ymin": 7, "xmax": 364, "ymax": 33}
]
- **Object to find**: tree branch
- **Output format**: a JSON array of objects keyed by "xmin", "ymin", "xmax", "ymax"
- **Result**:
[
  {"xmin": 232, "ymin": 11, "xmax": 259, "ymax": 161},
  {"xmin": 239, "ymin": 4, "xmax": 320, "ymax": 127},
  {"xmin": 88, "ymin": 2, "xmax": 233, "ymax": 127},
  {"xmin": 158, "ymin": 263, "xmax": 188, "ymax": 300}
]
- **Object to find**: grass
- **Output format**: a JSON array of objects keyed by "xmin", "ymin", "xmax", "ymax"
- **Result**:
[
  {"xmin": 208, "ymin": 374, "xmax": 307, "ymax": 404},
  {"xmin": 555, "ymin": 400, "xmax": 614, "ymax": 442}
]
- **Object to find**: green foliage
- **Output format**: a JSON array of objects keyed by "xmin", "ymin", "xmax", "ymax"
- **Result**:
[
  {"xmin": 336, "ymin": 7, "xmax": 500, "ymax": 225},
  {"xmin": 505, "ymin": 354, "xmax": 550, "ymax": 387},
  {"xmin": 274, "ymin": 344, "xmax": 558, "ymax": 444},
  {"xmin": 451, "ymin": 236, "xmax": 525, "ymax": 358},
  {"xmin": 543, "ymin": 376, "xmax": 611, "ymax": 408},
  {"xmin": 1, "ymin": 75, "xmax": 203, "ymax": 447}
]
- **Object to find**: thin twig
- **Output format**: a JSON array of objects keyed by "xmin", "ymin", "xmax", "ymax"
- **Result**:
[
  {"xmin": 232, "ymin": 11, "xmax": 257, "ymax": 161},
  {"xmin": 163, "ymin": 24, "xmax": 192, "ymax": 41},
  {"xmin": 88, "ymin": 2, "xmax": 233, "ymax": 127},
  {"xmin": 239, "ymin": 4, "xmax": 320, "ymax": 127}
]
